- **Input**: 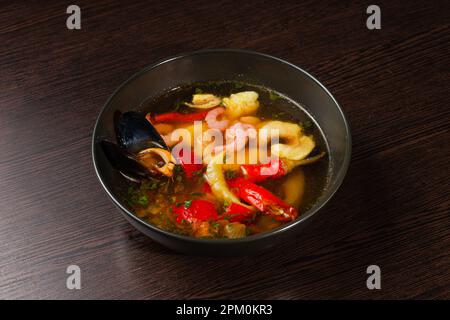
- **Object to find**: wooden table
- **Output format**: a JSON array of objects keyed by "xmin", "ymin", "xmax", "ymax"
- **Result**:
[{"xmin": 0, "ymin": 0, "xmax": 448, "ymax": 299}]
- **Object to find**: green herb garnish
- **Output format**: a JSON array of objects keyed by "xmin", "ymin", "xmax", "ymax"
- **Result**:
[
  {"xmin": 151, "ymin": 182, "xmax": 159, "ymax": 190},
  {"xmin": 233, "ymin": 82, "xmax": 244, "ymax": 89},
  {"xmin": 302, "ymin": 120, "xmax": 313, "ymax": 130},
  {"xmin": 195, "ymin": 88, "xmax": 203, "ymax": 94},
  {"xmin": 224, "ymin": 170, "xmax": 237, "ymax": 179},
  {"xmin": 269, "ymin": 91, "xmax": 280, "ymax": 101},
  {"xmin": 174, "ymin": 100, "xmax": 184, "ymax": 111},
  {"xmin": 137, "ymin": 195, "xmax": 148, "ymax": 206},
  {"xmin": 211, "ymin": 222, "xmax": 220, "ymax": 228},
  {"xmin": 184, "ymin": 200, "xmax": 192, "ymax": 208},
  {"xmin": 174, "ymin": 165, "xmax": 183, "ymax": 174},
  {"xmin": 191, "ymin": 192, "xmax": 205, "ymax": 197}
]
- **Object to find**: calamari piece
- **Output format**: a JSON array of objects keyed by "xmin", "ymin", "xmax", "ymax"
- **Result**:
[
  {"xmin": 259, "ymin": 120, "xmax": 315, "ymax": 161},
  {"xmin": 259, "ymin": 121, "xmax": 302, "ymax": 144},
  {"xmin": 223, "ymin": 91, "xmax": 259, "ymax": 118},
  {"xmin": 185, "ymin": 94, "xmax": 221, "ymax": 109},
  {"xmin": 272, "ymin": 135, "xmax": 315, "ymax": 161}
]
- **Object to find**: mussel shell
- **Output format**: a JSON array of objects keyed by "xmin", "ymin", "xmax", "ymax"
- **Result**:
[
  {"xmin": 115, "ymin": 111, "xmax": 167, "ymax": 153},
  {"xmin": 99, "ymin": 140, "xmax": 151, "ymax": 181}
]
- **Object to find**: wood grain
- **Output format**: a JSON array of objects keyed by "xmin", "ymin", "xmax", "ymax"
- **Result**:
[{"xmin": 0, "ymin": 0, "xmax": 448, "ymax": 299}]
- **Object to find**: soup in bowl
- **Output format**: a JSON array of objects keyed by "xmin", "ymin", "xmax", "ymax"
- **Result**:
[{"xmin": 92, "ymin": 50, "xmax": 350, "ymax": 255}]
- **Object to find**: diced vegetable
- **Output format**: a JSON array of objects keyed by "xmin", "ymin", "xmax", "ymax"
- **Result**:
[
  {"xmin": 223, "ymin": 222, "xmax": 247, "ymax": 239},
  {"xmin": 172, "ymin": 199, "xmax": 219, "ymax": 224},
  {"xmin": 194, "ymin": 221, "xmax": 212, "ymax": 238}
]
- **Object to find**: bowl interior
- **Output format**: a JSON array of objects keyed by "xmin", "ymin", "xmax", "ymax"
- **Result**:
[{"xmin": 92, "ymin": 50, "xmax": 351, "ymax": 240}]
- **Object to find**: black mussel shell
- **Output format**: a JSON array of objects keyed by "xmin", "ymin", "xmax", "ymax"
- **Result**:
[
  {"xmin": 115, "ymin": 111, "xmax": 167, "ymax": 153},
  {"xmin": 99, "ymin": 140, "xmax": 151, "ymax": 181}
]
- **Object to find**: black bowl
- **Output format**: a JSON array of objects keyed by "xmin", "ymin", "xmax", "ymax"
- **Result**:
[{"xmin": 92, "ymin": 49, "xmax": 351, "ymax": 256}]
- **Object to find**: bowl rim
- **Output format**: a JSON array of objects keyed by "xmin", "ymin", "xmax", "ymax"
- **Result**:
[{"xmin": 92, "ymin": 48, "xmax": 352, "ymax": 245}]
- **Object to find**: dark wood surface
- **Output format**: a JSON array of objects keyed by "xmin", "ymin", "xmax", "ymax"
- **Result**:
[{"xmin": 0, "ymin": 0, "xmax": 448, "ymax": 299}]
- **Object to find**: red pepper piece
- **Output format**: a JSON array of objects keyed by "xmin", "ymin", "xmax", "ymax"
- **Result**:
[
  {"xmin": 172, "ymin": 199, "xmax": 219, "ymax": 224},
  {"xmin": 150, "ymin": 108, "xmax": 217, "ymax": 124},
  {"xmin": 227, "ymin": 178, "xmax": 298, "ymax": 221},
  {"xmin": 202, "ymin": 182, "xmax": 212, "ymax": 193},
  {"xmin": 241, "ymin": 158, "xmax": 286, "ymax": 182},
  {"xmin": 224, "ymin": 202, "xmax": 254, "ymax": 223},
  {"xmin": 175, "ymin": 148, "xmax": 203, "ymax": 178}
]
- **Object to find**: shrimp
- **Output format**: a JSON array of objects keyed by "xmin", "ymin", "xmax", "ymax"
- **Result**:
[
  {"xmin": 205, "ymin": 107, "xmax": 229, "ymax": 131},
  {"xmin": 213, "ymin": 122, "xmax": 255, "ymax": 156}
]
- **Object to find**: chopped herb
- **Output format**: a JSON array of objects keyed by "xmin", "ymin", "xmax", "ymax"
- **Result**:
[
  {"xmin": 127, "ymin": 186, "xmax": 136, "ymax": 195},
  {"xmin": 184, "ymin": 200, "xmax": 192, "ymax": 208},
  {"xmin": 192, "ymin": 170, "xmax": 203, "ymax": 176},
  {"xmin": 191, "ymin": 192, "xmax": 205, "ymax": 197},
  {"xmin": 211, "ymin": 222, "xmax": 220, "ymax": 228},
  {"xmin": 174, "ymin": 100, "xmax": 185, "ymax": 111},
  {"xmin": 194, "ymin": 88, "xmax": 203, "ymax": 94},
  {"xmin": 149, "ymin": 181, "xmax": 159, "ymax": 190},
  {"xmin": 174, "ymin": 165, "xmax": 183, "ymax": 174},
  {"xmin": 137, "ymin": 195, "xmax": 148, "ymax": 206},
  {"xmin": 302, "ymin": 120, "xmax": 313, "ymax": 130},
  {"xmin": 269, "ymin": 91, "xmax": 280, "ymax": 101},
  {"xmin": 273, "ymin": 111, "xmax": 286, "ymax": 119},
  {"xmin": 224, "ymin": 170, "xmax": 237, "ymax": 179}
]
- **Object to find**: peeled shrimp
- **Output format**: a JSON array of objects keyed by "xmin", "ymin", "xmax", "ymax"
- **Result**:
[
  {"xmin": 205, "ymin": 107, "xmax": 229, "ymax": 131},
  {"xmin": 213, "ymin": 122, "xmax": 255, "ymax": 155}
]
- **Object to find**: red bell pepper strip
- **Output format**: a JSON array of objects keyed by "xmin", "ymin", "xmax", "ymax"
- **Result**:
[
  {"xmin": 202, "ymin": 182, "xmax": 212, "ymax": 193},
  {"xmin": 227, "ymin": 178, "xmax": 298, "ymax": 221},
  {"xmin": 148, "ymin": 108, "xmax": 217, "ymax": 124},
  {"xmin": 172, "ymin": 199, "xmax": 219, "ymax": 224},
  {"xmin": 224, "ymin": 202, "xmax": 255, "ymax": 223},
  {"xmin": 241, "ymin": 158, "xmax": 286, "ymax": 182},
  {"xmin": 174, "ymin": 148, "xmax": 203, "ymax": 178}
]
